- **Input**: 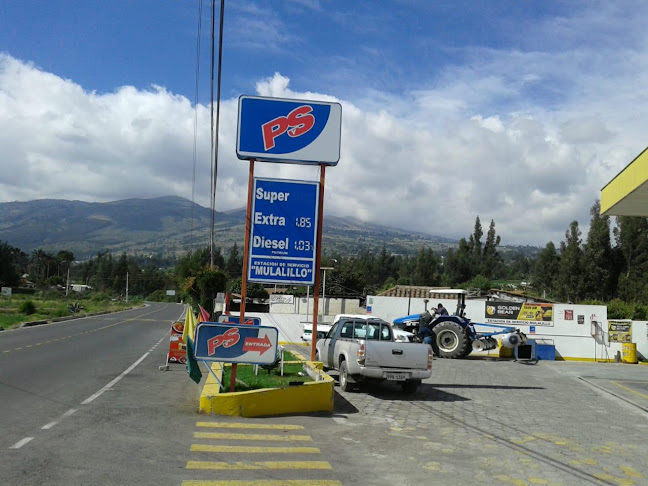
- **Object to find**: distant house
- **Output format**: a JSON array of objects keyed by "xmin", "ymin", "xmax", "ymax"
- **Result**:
[{"xmin": 71, "ymin": 284, "xmax": 93, "ymax": 293}]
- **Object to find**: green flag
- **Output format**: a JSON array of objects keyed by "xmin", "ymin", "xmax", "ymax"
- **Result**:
[{"xmin": 182, "ymin": 306, "xmax": 202, "ymax": 384}]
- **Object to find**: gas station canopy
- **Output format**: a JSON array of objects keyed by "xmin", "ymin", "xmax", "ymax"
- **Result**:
[{"xmin": 601, "ymin": 146, "xmax": 648, "ymax": 216}]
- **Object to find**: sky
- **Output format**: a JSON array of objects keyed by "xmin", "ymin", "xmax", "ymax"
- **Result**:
[{"xmin": 1, "ymin": 0, "xmax": 647, "ymax": 247}]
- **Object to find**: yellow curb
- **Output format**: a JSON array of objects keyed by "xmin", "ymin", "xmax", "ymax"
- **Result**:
[{"xmin": 199, "ymin": 361, "xmax": 334, "ymax": 417}]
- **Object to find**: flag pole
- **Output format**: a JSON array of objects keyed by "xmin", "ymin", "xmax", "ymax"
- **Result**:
[
  {"xmin": 230, "ymin": 158, "xmax": 255, "ymax": 391},
  {"xmin": 310, "ymin": 164, "xmax": 326, "ymax": 361}
]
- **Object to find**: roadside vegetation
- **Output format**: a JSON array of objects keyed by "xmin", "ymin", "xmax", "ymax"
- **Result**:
[
  {"xmin": 0, "ymin": 293, "xmax": 140, "ymax": 330},
  {"xmin": 2, "ymin": 199, "xmax": 648, "ymax": 323}
]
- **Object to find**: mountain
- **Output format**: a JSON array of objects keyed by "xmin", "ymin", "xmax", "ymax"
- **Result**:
[{"xmin": 0, "ymin": 196, "xmax": 456, "ymax": 259}]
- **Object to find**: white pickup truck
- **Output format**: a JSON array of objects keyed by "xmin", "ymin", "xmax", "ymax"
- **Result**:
[{"xmin": 315, "ymin": 314, "xmax": 433, "ymax": 394}]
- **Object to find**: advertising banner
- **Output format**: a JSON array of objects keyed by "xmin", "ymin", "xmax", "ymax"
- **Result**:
[
  {"xmin": 270, "ymin": 294, "xmax": 295, "ymax": 305},
  {"xmin": 608, "ymin": 320, "xmax": 632, "ymax": 343},
  {"xmin": 167, "ymin": 320, "xmax": 187, "ymax": 364},
  {"xmin": 485, "ymin": 301, "xmax": 554, "ymax": 326},
  {"xmin": 194, "ymin": 322, "xmax": 279, "ymax": 365},
  {"xmin": 248, "ymin": 177, "xmax": 319, "ymax": 285},
  {"xmin": 237, "ymin": 95, "xmax": 342, "ymax": 165}
]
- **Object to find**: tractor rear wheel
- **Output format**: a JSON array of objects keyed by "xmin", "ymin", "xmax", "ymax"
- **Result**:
[{"xmin": 432, "ymin": 321, "xmax": 471, "ymax": 359}]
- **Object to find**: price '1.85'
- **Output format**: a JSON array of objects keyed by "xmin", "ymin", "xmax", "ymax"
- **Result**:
[{"xmin": 295, "ymin": 217, "xmax": 312, "ymax": 228}]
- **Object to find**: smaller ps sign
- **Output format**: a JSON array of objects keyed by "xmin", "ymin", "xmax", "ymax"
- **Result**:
[{"xmin": 237, "ymin": 95, "xmax": 341, "ymax": 165}]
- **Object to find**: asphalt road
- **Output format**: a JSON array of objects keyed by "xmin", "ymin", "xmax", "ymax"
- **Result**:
[
  {"xmin": 0, "ymin": 302, "xmax": 204, "ymax": 485},
  {"xmin": 3, "ymin": 307, "xmax": 647, "ymax": 486}
]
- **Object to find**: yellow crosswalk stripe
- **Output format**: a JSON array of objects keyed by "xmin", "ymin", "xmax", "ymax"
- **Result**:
[
  {"xmin": 194, "ymin": 432, "xmax": 311, "ymax": 442},
  {"xmin": 182, "ymin": 481, "xmax": 341, "ymax": 486},
  {"xmin": 196, "ymin": 422, "xmax": 304, "ymax": 430},
  {"xmin": 191, "ymin": 444, "xmax": 320, "ymax": 454},
  {"xmin": 186, "ymin": 461, "xmax": 332, "ymax": 470}
]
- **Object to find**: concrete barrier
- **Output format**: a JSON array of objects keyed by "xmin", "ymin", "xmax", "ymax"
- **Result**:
[{"xmin": 199, "ymin": 360, "xmax": 334, "ymax": 417}]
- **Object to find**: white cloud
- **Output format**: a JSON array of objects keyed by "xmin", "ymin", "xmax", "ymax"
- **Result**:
[{"xmin": 1, "ymin": 46, "xmax": 647, "ymax": 247}]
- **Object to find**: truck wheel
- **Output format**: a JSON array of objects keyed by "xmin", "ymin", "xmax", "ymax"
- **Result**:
[
  {"xmin": 401, "ymin": 379, "xmax": 421, "ymax": 394},
  {"xmin": 432, "ymin": 321, "xmax": 470, "ymax": 359},
  {"xmin": 339, "ymin": 360, "xmax": 354, "ymax": 392}
]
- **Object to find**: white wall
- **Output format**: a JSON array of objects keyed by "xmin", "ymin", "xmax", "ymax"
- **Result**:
[
  {"xmin": 270, "ymin": 296, "xmax": 363, "ymax": 319},
  {"xmin": 632, "ymin": 321, "xmax": 648, "ymax": 360}
]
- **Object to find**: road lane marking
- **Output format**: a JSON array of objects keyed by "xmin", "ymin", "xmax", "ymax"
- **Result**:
[
  {"xmin": 194, "ymin": 432, "xmax": 312, "ymax": 442},
  {"xmin": 9, "ymin": 437, "xmax": 34, "ymax": 449},
  {"xmin": 186, "ymin": 461, "xmax": 332, "ymax": 470},
  {"xmin": 181, "ymin": 481, "xmax": 341, "ymax": 486},
  {"xmin": 81, "ymin": 351, "xmax": 151, "ymax": 405},
  {"xmin": 191, "ymin": 444, "xmax": 321, "ymax": 454},
  {"xmin": 41, "ymin": 408, "xmax": 77, "ymax": 430},
  {"xmin": 196, "ymin": 422, "xmax": 304, "ymax": 430}
]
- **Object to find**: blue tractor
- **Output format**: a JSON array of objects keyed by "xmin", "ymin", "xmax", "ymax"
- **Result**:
[{"xmin": 393, "ymin": 289, "xmax": 526, "ymax": 359}]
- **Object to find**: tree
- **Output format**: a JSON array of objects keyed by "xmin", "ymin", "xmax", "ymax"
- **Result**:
[
  {"xmin": 228, "ymin": 277, "xmax": 268, "ymax": 300},
  {"xmin": 482, "ymin": 219, "xmax": 502, "ymax": 279},
  {"xmin": 194, "ymin": 268, "xmax": 228, "ymax": 311},
  {"xmin": 225, "ymin": 243, "xmax": 242, "ymax": 278},
  {"xmin": 412, "ymin": 247, "xmax": 441, "ymax": 286},
  {"xmin": 532, "ymin": 242, "xmax": 559, "ymax": 296},
  {"xmin": 557, "ymin": 221, "xmax": 583, "ymax": 302},
  {"xmin": 614, "ymin": 215, "xmax": 648, "ymax": 301},
  {"xmin": 0, "ymin": 241, "xmax": 23, "ymax": 287},
  {"xmin": 581, "ymin": 201, "xmax": 613, "ymax": 300},
  {"xmin": 443, "ymin": 238, "xmax": 473, "ymax": 285},
  {"xmin": 56, "ymin": 250, "xmax": 75, "ymax": 277}
]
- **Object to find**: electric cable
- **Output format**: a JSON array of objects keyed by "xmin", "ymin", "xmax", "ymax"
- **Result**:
[{"xmin": 191, "ymin": 0, "xmax": 204, "ymax": 238}]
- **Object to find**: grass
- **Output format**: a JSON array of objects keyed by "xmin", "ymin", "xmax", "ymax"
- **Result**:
[
  {"xmin": 221, "ymin": 351, "xmax": 312, "ymax": 392},
  {"xmin": 0, "ymin": 294, "xmax": 139, "ymax": 330}
]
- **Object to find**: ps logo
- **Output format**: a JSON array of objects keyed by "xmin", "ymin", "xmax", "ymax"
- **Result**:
[{"xmin": 262, "ymin": 105, "xmax": 315, "ymax": 151}]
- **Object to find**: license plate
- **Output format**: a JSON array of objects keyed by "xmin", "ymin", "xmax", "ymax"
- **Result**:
[{"xmin": 386, "ymin": 372, "xmax": 408, "ymax": 381}]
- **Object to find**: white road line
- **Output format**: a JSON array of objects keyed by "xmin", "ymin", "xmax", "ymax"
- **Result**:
[
  {"xmin": 81, "ymin": 351, "xmax": 151, "ymax": 405},
  {"xmin": 9, "ymin": 437, "xmax": 34, "ymax": 449},
  {"xmin": 80, "ymin": 337, "xmax": 164, "ymax": 406},
  {"xmin": 41, "ymin": 409, "xmax": 76, "ymax": 430}
]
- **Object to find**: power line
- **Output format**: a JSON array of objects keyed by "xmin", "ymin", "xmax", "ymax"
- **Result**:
[
  {"xmin": 191, "ymin": 0, "xmax": 204, "ymax": 238},
  {"xmin": 209, "ymin": 0, "xmax": 225, "ymax": 268}
]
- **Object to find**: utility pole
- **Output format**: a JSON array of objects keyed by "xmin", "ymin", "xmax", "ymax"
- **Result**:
[
  {"xmin": 66, "ymin": 268, "xmax": 70, "ymax": 297},
  {"xmin": 126, "ymin": 272, "xmax": 129, "ymax": 303}
]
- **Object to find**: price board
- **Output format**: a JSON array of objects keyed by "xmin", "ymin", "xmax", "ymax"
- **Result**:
[{"xmin": 248, "ymin": 177, "xmax": 319, "ymax": 285}]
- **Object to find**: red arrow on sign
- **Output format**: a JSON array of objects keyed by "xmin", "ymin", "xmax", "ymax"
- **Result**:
[{"xmin": 242, "ymin": 335, "xmax": 273, "ymax": 355}]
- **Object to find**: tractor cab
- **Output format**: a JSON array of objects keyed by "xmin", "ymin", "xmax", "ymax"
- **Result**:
[{"xmin": 427, "ymin": 288, "xmax": 467, "ymax": 318}]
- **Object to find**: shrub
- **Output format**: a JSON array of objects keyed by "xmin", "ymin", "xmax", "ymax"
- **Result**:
[
  {"xmin": 52, "ymin": 304, "xmax": 69, "ymax": 318},
  {"xmin": 632, "ymin": 304, "xmax": 648, "ymax": 321},
  {"xmin": 606, "ymin": 299, "xmax": 634, "ymax": 319},
  {"xmin": 19, "ymin": 300, "xmax": 37, "ymax": 315}
]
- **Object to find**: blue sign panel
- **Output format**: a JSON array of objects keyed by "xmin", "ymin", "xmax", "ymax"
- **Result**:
[
  {"xmin": 248, "ymin": 178, "xmax": 318, "ymax": 285},
  {"xmin": 237, "ymin": 95, "xmax": 342, "ymax": 165},
  {"xmin": 194, "ymin": 322, "xmax": 279, "ymax": 365},
  {"xmin": 217, "ymin": 315, "xmax": 261, "ymax": 326}
]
